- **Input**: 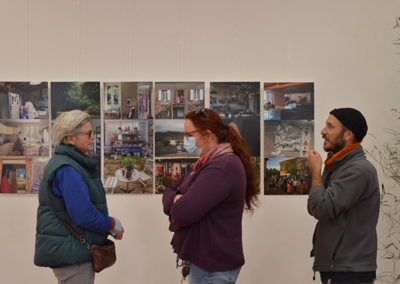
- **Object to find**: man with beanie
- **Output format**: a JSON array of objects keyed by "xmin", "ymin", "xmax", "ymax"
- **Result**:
[{"xmin": 307, "ymin": 108, "xmax": 380, "ymax": 284}]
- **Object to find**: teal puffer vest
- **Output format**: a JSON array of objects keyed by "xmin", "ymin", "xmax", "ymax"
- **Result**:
[{"xmin": 34, "ymin": 145, "xmax": 109, "ymax": 267}]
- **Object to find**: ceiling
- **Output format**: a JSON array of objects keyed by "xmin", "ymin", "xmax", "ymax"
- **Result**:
[{"xmin": 0, "ymin": 82, "xmax": 47, "ymax": 94}]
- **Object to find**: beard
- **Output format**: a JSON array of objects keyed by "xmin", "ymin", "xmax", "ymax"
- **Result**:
[{"xmin": 323, "ymin": 132, "xmax": 346, "ymax": 153}]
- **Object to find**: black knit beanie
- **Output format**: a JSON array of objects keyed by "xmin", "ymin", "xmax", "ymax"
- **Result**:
[{"xmin": 329, "ymin": 108, "xmax": 368, "ymax": 142}]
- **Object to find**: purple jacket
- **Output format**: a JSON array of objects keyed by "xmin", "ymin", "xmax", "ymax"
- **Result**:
[{"xmin": 162, "ymin": 153, "xmax": 246, "ymax": 272}]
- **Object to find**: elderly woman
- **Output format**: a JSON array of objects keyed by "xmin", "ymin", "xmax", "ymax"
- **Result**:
[{"xmin": 34, "ymin": 110, "xmax": 124, "ymax": 284}]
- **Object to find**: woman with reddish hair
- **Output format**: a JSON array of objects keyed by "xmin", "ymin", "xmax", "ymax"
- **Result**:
[{"xmin": 163, "ymin": 108, "xmax": 257, "ymax": 284}]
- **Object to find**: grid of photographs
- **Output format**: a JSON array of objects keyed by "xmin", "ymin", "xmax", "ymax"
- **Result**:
[
  {"xmin": 263, "ymin": 83, "xmax": 314, "ymax": 195},
  {"xmin": 0, "ymin": 80, "xmax": 314, "ymax": 196}
]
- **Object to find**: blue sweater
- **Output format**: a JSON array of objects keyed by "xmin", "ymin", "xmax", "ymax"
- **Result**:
[{"xmin": 52, "ymin": 165, "xmax": 112, "ymax": 233}]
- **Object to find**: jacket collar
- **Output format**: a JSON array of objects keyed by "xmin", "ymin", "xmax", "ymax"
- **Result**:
[
  {"xmin": 54, "ymin": 145, "xmax": 97, "ymax": 173},
  {"xmin": 329, "ymin": 146, "xmax": 365, "ymax": 171}
]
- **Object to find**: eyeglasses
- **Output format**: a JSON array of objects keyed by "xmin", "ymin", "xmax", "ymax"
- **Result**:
[
  {"xmin": 184, "ymin": 130, "xmax": 201, "ymax": 138},
  {"xmin": 195, "ymin": 107, "xmax": 209, "ymax": 120},
  {"xmin": 76, "ymin": 130, "xmax": 93, "ymax": 138}
]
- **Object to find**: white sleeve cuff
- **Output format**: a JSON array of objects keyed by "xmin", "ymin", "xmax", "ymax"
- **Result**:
[{"xmin": 109, "ymin": 217, "xmax": 122, "ymax": 236}]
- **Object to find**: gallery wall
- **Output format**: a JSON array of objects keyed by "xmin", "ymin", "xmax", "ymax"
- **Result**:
[{"xmin": 0, "ymin": 0, "xmax": 400, "ymax": 283}]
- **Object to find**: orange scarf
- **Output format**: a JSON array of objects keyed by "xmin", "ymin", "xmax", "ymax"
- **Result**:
[{"xmin": 324, "ymin": 142, "xmax": 362, "ymax": 172}]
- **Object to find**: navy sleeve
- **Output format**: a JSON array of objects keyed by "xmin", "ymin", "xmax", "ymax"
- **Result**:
[{"xmin": 52, "ymin": 165, "xmax": 112, "ymax": 233}]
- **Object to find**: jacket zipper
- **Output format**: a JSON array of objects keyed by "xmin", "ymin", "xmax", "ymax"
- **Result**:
[
  {"xmin": 327, "ymin": 261, "xmax": 334, "ymax": 284},
  {"xmin": 313, "ymin": 231, "xmax": 343, "ymax": 282},
  {"xmin": 327, "ymin": 238, "xmax": 339, "ymax": 284}
]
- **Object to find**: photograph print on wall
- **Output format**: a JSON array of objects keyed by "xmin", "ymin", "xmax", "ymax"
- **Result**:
[
  {"xmin": 263, "ymin": 82, "xmax": 314, "ymax": 121},
  {"xmin": 51, "ymin": 82, "xmax": 100, "ymax": 119},
  {"xmin": 155, "ymin": 158, "xmax": 198, "ymax": 194},
  {"xmin": 155, "ymin": 82, "xmax": 204, "ymax": 119},
  {"xmin": 155, "ymin": 119, "xmax": 199, "ymax": 158},
  {"xmin": 264, "ymin": 120, "xmax": 314, "ymax": 158},
  {"xmin": 103, "ymin": 82, "xmax": 152, "ymax": 120},
  {"xmin": 0, "ymin": 82, "xmax": 49, "ymax": 120},
  {"xmin": 51, "ymin": 82, "xmax": 101, "ymax": 159},
  {"xmin": 264, "ymin": 157, "xmax": 311, "ymax": 195},
  {"xmin": 210, "ymin": 82, "xmax": 260, "ymax": 156},
  {"xmin": 103, "ymin": 119, "xmax": 153, "ymax": 194}
]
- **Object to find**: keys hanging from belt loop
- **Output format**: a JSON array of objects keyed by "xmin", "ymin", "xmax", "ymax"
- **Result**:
[
  {"xmin": 181, "ymin": 261, "xmax": 190, "ymax": 283},
  {"xmin": 176, "ymin": 257, "xmax": 190, "ymax": 282}
]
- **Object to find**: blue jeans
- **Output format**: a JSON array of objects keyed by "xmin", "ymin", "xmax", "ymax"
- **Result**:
[{"xmin": 188, "ymin": 263, "xmax": 241, "ymax": 284}]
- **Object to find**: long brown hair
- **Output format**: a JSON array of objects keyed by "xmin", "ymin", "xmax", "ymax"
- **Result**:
[{"xmin": 185, "ymin": 108, "xmax": 258, "ymax": 211}]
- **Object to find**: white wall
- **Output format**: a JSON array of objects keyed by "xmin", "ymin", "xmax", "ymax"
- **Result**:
[{"xmin": 0, "ymin": 0, "xmax": 399, "ymax": 283}]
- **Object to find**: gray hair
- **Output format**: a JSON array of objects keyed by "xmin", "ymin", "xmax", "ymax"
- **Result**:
[{"xmin": 52, "ymin": 110, "xmax": 91, "ymax": 147}]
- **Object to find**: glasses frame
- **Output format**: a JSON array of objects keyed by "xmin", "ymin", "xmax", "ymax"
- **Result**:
[
  {"xmin": 75, "ymin": 130, "xmax": 93, "ymax": 138},
  {"xmin": 184, "ymin": 129, "xmax": 201, "ymax": 138}
]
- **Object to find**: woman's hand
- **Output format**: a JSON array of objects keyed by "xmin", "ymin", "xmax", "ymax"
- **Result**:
[
  {"xmin": 113, "ymin": 226, "xmax": 124, "ymax": 240},
  {"xmin": 173, "ymin": 194, "xmax": 183, "ymax": 203}
]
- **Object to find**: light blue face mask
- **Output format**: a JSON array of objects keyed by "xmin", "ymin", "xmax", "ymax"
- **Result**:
[{"xmin": 183, "ymin": 136, "xmax": 202, "ymax": 154}]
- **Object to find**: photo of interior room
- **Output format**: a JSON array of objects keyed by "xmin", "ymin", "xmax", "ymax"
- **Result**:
[
  {"xmin": 30, "ymin": 157, "xmax": 49, "ymax": 193},
  {"xmin": 0, "ymin": 119, "xmax": 50, "ymax": 157},
  {"xmin": 104, "ymin": 120, "xmax": 151, "ymax": 157},
  {"xmin": 103, "ymin": 119, "xmax": 153, "ymax": 194},
  {"xmin": 210, "ymin": 82, "xmax": 260, "ymax": 118},
  {"xmin": 0, "ymin": 156, "xmax": 49, "ymax": 194},
  {"xmin": 104, "ymin": 82, "xmax": 152, "ymax": 119},
  {"xmin": 210, "ymin": 82, "xmax": 260, "ymax": 156},
  {"xmin": 0, "ymin": 156, "xmax": 31, "ymax": 193},
  {"xmin": 0, "ymin": 82, "xmax": 48, "ymax": 120},
  {"xmin": 264, "ymin": 82, "xmax": 314, "ymax": 120},
  {"xmin": 155, "ymin": 82, "xmax": 204, "ymax": 119}
]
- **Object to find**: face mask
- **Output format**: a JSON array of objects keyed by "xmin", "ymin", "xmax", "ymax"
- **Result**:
[{"xmin": 183, "ymin": 136, "xmax": 202, "ymax": 154}]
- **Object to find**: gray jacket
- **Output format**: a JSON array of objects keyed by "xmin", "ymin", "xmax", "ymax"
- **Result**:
[{"xmin": 307, "ymin": 146, "xmax": 379, "ymax": 272}]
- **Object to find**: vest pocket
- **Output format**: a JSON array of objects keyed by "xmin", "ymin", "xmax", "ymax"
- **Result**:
[{"xmin": 34, "ymin": 234, "xmax": 91, "ymax": 267}]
